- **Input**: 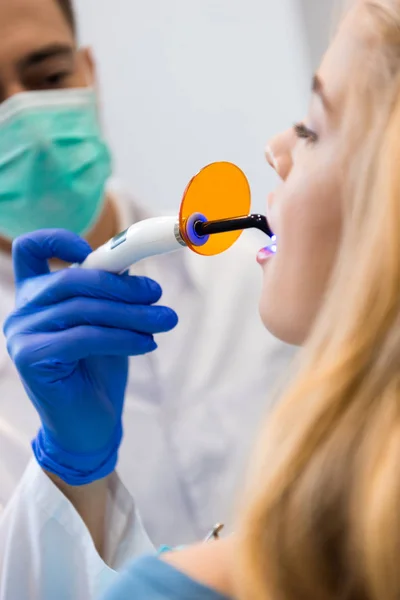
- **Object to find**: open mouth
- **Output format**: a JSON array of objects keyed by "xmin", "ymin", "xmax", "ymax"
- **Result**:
[
  {"xmin": 265, "ymin": 235, "xmax": 277, "ymax": 254},
  {"xmin": 257, "ymin": 235, "xmax": 277, "ymax": 264}
]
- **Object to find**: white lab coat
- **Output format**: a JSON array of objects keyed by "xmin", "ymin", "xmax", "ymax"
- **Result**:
[
  {"xmin": 0, "ymin": 182, "xmax": 296, "ymax": 597},
  {"xmin": 0, "ymin": 459, "xmax": 153, "ymax": 599}
]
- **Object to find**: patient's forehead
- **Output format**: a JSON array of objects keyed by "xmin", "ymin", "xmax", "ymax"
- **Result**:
[{"xmin": 316, "ymin": 3, "xmax": 379, "ymax": 119}]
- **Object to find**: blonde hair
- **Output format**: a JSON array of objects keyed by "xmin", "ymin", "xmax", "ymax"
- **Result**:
[{"xmin": 237, "ymin": 2, "xmax": 400, "ymax": 599}]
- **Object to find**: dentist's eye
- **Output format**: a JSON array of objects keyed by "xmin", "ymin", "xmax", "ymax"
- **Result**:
[
  {"xmin": 294, "ymin": 122, "xmax": 318, "ymax": 144},
  {"xmin": 45, "ymin": 72, "xmax": 70, "ymax": 86}
]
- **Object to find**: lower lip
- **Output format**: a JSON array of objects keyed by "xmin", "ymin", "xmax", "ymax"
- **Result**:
[{"xmin": 257, "ymin": 246, "xmax": 275, "ymax": 265}]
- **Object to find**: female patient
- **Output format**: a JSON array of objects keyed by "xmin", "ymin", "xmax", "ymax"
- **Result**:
[
  {"xmin": 4, "ymin": 0, "xmax": 400, "ymax": 598},
  {"xmin": 102, "ymin": 0, "xmax": 400, "ymax": 597}
]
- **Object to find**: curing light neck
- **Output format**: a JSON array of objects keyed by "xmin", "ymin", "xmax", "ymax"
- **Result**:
[{"xmin": 194, "ymin": 214, "xmax": 273, "ymax": 239}]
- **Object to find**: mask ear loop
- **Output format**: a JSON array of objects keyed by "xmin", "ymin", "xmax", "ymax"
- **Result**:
[{"xmin": 77, "ymin": 46, "xmax": 105, "ymax": 125}]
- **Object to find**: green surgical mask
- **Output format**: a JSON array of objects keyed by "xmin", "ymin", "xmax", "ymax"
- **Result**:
[{"xmin": 0, "ymin": 87, "xmax": 112, "ymax": 240}]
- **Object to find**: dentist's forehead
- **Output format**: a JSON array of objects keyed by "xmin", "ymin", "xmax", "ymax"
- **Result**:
[
  {"xmin": 0, "ymin": 0, "xmax": 73, "ymax": 41},
  {"xmin": 0, "ymin": 0, "xmax": 74, "ymax": 73}
]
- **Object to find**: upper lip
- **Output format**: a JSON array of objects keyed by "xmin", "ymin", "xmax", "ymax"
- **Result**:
[{"xmin": 266, "ymin": 202, "xmax": 277, "ymax": 237}]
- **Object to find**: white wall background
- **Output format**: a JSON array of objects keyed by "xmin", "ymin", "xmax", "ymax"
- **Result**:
[
  {"xmin": 300, "ymin": 0, "xmax": 337, "ymax": 69},
  {"xmin": 75, "ymin": 0, "xmax": 311, "ymax": 213}
]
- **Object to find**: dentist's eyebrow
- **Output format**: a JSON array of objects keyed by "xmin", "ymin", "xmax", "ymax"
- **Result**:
[
  {"xmin": 18, "ymin": 44, "xmax": 74, "ymax": 71},
  {"xmin": 312, "ymin": 74, "xmax": 331, "ymax": 111}
]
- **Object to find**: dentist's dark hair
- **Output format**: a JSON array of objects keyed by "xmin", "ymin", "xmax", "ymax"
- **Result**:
[{"xmin": 56, "ymin": 0, "xmax": 76, "ymax": 34}]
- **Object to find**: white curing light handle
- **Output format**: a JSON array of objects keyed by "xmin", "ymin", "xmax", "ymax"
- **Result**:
[{"xmin": 77, "ymin": 216, "xmax": 186, "ymax": 274}]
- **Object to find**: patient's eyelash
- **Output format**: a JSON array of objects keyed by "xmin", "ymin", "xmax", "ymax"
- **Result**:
[{"xmin": 293, "ymin": 122, "xmax": 318, "ymax": 143}]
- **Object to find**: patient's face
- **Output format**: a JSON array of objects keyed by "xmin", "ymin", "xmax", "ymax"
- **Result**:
[
  {"xmin": 257, "ymin": 4, "xmax": 369, "ymax": 346},
  {"xmin": 0, "ymin": 0, "xmax": 93, "ymax": 104}
]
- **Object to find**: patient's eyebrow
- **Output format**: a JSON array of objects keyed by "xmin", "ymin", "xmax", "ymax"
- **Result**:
[{"xmin": 312, "ymin": 74, "xmax": 331, "ymax": 112}]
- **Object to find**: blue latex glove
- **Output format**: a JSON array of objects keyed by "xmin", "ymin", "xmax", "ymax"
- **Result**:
[{"xmin": 4, "ymin": 229, "xmax": 178, "ymax": 485}]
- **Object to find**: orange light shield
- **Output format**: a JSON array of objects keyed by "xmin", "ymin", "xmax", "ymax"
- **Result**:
[{"xmin": 179, "ymin": 162, "xmax": 251, "ymax": 256}]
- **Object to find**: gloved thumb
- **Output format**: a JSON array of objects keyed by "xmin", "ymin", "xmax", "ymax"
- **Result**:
[{"xmin": 13, "ymin": 229, "xmax": 92, "ymax": 284}]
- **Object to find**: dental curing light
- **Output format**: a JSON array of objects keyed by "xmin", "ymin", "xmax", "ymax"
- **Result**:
[{"xmin": 77, "ymin": 162, "xmax": 273, "ymax": 274}]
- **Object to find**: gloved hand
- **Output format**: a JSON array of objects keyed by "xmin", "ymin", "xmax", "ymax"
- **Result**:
[{"xmin": 4, "ymin": 229, "xmax": 178, "ymax": 485}]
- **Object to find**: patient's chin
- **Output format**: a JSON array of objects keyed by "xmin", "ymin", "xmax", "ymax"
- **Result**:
[{"xmin": 259, "ymin": 300, "xmax": 305, "ymax": 347}]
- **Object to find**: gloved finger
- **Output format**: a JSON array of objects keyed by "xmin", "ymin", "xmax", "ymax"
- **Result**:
[
  {"xmin": 13, "ymin": 230, "xmax": 92, "ymax": 283},
  {"xmin": 17, "ymin": 269, "xmax": 163, "ymax": 309},
  {"xmin": 6, "ymin": 298, "xmax": 178, "ymax": 336},
  {"xmin": 11, "ymin": 327, "xmax": 158, "ymax": 368}
]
